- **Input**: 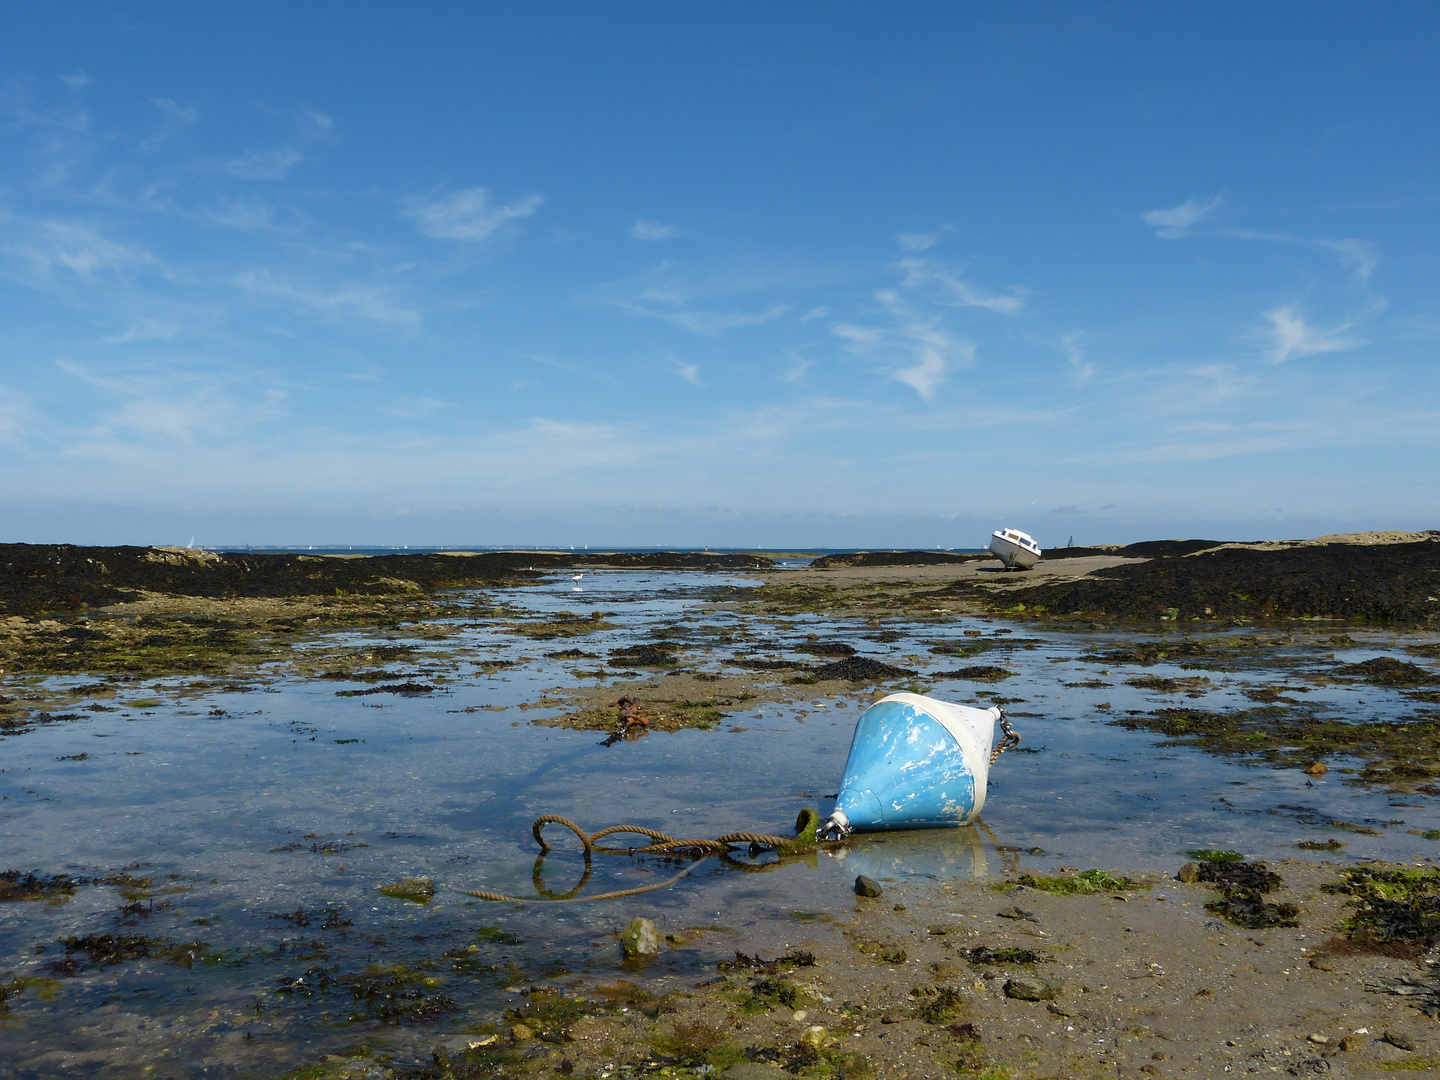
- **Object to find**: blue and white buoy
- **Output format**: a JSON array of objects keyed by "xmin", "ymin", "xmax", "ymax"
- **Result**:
[{"xmin": 819, "ymin": 692, "xmax": 1017, "ymax": 839}]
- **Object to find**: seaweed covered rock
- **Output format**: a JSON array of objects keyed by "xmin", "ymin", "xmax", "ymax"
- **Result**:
[{"xmin": 813, "ymin": 656, "xmax": 915, "ymax": 682}]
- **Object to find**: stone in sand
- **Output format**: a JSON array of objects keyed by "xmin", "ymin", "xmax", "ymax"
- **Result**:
[
  {"xmin": 855, "ymin": 874, "xmax": 883, "ymax": 897},
  {"xmin": 1004, "ymin": 976, "xmax": 1059, "ymax": 1001},
  {"xmin": 378, "ymin": 876, "xmax": 435, "ymax": 901},
  {"xmin": 621, "ymin": 916, "xmax": 660, "ymax": 958}
]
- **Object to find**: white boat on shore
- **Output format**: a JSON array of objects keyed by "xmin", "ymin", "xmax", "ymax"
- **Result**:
[{"xmin": 989, "ymin": 527, "xmax": 1042, "ymax": 569}]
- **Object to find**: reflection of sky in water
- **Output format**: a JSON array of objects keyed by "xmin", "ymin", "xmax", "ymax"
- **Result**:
[{"xmin": 3, "ymin": 569, "xmax": 1439, "ymax": 1075}]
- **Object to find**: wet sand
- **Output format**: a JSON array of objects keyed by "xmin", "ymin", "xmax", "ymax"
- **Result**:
[{"xmin": 493, "ymin": 860, "xmax": 1440, "ymax": 1080}]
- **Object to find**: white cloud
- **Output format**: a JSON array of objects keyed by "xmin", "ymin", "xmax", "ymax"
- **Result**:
[
  {"xmin": 1142, "ymin": 195, "xmax": 1223, "ymax": 239},
  {"xmin": 800, "ymin": 305, "xmax": 830, "ymax": 322},
  {"xmin": 300, "ymin": 109, "xmax": 334, "ymax": 134},
  {"xmin": 897, "ymin": 231, "xmax": 940, "ymax": 252},
  {"xmin": 936, "ymin": 272, "xmax": 1025, "ymax": 314},
  {"xmin": 1, "ymin": 217, "xmax": 155, "ymax": 281},
  {"xmin": 59, "ymin": 73, "xmax": 91, "ymax": 91},
  {"xmin": 892, "ymin": 344, "xmax": 951, "ymax": 400},
  {"xmin": 203, "ymin": 200, "xmax": 274, "ymax": 231},
  {"xmin": 1062, "ymin": 331, "xmax": 1094, "ymax": 381},
  {"xmin": 674, "ymin": 361, "xmax": 701, "ymax": 385},
  {"xmin": 150, "ymin": 97, "xmax": 198, "ymax": 123},
  {"xmin": 1265, "ymin": 305, "xmax": 1364, "ymax": 363},
  {"xmin": 234, "ymin": 270, "xmax": 420, "ymax": 328},
  {"xmin": 403, "ymin": 187, "xmax": 543, "ymax": 242},
  {"xmin": 833, "ymin": 287, "xmax": 975, "ymax": 402},
  {"xmin": 104, "ymin": 319, "xmax": 179, "ymax": 344},
  {"xmin": 897, "ymin": 258, "xmax": 1025, "ymax": 314},
  {"xmin": 782, "ymin": 352, "xmax": 816, "ymax": 383},
  {"xmin": 632, "ymin": 220, "xmax": 678, "ymax": 240},
  {"xmin": 221, "ymin": 147, "xmax": 303, "ymax": 180}
]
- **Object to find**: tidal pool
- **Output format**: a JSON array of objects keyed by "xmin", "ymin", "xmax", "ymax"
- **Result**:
[{"xmin": 3, "ymin": 569, "xmax": 1438, "ymax": 1078}]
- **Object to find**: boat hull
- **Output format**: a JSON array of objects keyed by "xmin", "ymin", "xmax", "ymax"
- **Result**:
[
  {"xmin": 989, "ymin": 531, "xmax": 1041, "ymax": 569},
  {"xmin": 831, "ymin": 693, "xmax": 999, "ymax": 832}
]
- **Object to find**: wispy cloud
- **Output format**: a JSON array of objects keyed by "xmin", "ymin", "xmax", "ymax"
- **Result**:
[
  {"xmin": 220, "ymin": 147, "xmax": 303, "ymax": 180},
  {"xmin": 233, "ymin": 270, "xmax": 420, "ymax": 327},
  {"xmin": 1264, "ymin": 305, "xmax": 1364, "ymax": 363},
  {"xmin": 1142, "ymin": 195, "xmax": 1223, "ymax": 239},
  {"xmin": 104, "ymin": 319, "xmax": 179, "ymax": 344},
  {"xmin": 897, "ymin": 258, "xmax": 1025, "ymax": 314},
  {"xmin": 1227, "ymin": 229, "xmax": 1380, "ymax": 283},
  {"xmin": 56, "ymin": 359, "xmax": 289, "ymax": 448},
  {"xmin": 403, "ymin": 187, "xmax": 544, "ymax": 242},
  {"xmin": 202, "ymin": 200, "xmax": 275, "ymax": 231},
  {"xmin": 834, "ymin": 285, "xmax": 975, "ymax": 402},
  {"xmin": 150, "ymin": 97, "xmax": 198, "ymax": 124},
  {"xmin": 674, "ymin": 360, "xmax": 701, "ymax": 385},
  {"xmin": 59, "ymin": 72, "xmax": 91, "ymax": 91},
  {"xmin": 897, "ymin": 231, "xmax": 941, "ymax": 252},
  {"xmin": 594, "ymin": 266, "xmax": 791, "ymax": 336},
  {"xmin": 632, "ymin": 219, "xmax": 678, "ymax": 240},
  {"xmin": 782, "ymin": 352, "xmax": 816, "ymax": 383},
  {"xmin": 0, "ymin": 216, "xmax": 156, "ymax": 283},
  {"xmin": 1062, "ymin": 331, "xmax": 1094, "ymax": 381}
]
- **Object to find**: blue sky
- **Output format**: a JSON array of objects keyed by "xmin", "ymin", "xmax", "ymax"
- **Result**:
[{"xmin": 1, "ymin": 3, "xmax": 1437, "ymax": 548}]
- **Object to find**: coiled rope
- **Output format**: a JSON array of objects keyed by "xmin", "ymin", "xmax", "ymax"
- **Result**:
[{"xmin": 460, "ymin": 810, "xmax": 822, "ymax": 904}]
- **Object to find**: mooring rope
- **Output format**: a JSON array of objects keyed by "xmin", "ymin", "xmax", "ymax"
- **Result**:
[{"xmin": 460, "ymin": 810, "xmax": 822, "ymax": 904}]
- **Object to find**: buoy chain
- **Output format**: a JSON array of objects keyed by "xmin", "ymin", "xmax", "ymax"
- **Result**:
[{"xmin": 989, "ymin": 707, "xmax": 1021, "ymax": 765}]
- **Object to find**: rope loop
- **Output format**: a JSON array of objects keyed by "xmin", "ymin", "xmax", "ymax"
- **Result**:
[
  {"xmin": 532, "ymin": 814, "xmax": 593, "ymax": 856},
  {"xmin": 467, "ymin": 812, "xmax": 822, "ymax": 903}
]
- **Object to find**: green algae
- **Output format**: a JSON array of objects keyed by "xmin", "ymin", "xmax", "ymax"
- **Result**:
[
  {"xmin": 998, "ymin": 869, "xmax": 1144, "ymax": 895},
  {"xmin": 1108, "ymin": 706, "xmax": 1440, "ymax": 788},
  {"xmin": 1325, "ymin": 867, "xmax": 1440, "ymax": 949},
  {"xmin": 1186, "ymin": 849, "xmax": 1244, "ymax": 863}
]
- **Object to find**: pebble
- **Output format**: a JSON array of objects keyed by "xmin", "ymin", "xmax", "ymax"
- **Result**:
[
  {"xmin": 1004, "ymin": 976, "xmax": 1058, "ymax": 1001},
  {"xmin": 1306, "ymin": 1033, "xmax": 1329, "ymax": 1045},
  {"xmin": 511, "ymin": 1023, "xmax": 534, "ymax": 1040},
  {"xmin": 1383, "ymin": 1029, "xmax": 1416, "ymax": 1051},
  {"xmin": 799, "ymin": 1025, "xmax": 833, "ymax": 1052},
  {"xmin": 792, "ymin": 1010, "xmax": 807, "ymax": 1023},
  {"xmin": 855, "ymin": 874, "xmax": 883, "ymax": 898},
  {"xmin": 1177, "ymin": 862, "xmax": 1201, "ymax": 883},
  {"xmin": 1309, "ymin": 956, "xmax": 1336, "ymax": 971}
]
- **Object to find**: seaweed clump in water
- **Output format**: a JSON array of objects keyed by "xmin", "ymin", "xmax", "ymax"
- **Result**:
[
  {"xmin": 343, "ymin": 964, "xmax": 456, "ymax": 1024},
  {"xmin": 0, "ymin": 870, "xmax": 87, "ymax": 902},
  {"xmin": 44, "ymin": 933, "xmax": 208, "ymax": 974}
]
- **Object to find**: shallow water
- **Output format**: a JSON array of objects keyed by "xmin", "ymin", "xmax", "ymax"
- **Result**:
[{"xmin": 3, "ymin": 569, "xmax": 1439, "ymax": 1077}]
